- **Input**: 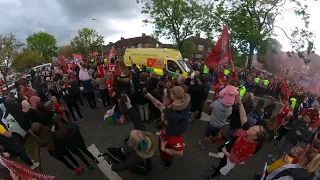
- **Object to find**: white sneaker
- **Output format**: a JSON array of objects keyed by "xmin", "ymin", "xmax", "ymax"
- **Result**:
[
  {"xmin": 209, "ymin": 152, "xmax": 224, "ymax": 158},
  {"xmin": 156, "ymin": 132, "xmax": 161, "ymax": 136},
  {"xmin": 30, "ymin": 161, "xmax": 40, "ymax": 170}
]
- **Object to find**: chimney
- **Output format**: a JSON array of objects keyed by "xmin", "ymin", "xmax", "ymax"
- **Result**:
[
  {"xmin": 196, "ymin": 33, "xmax": 200, "ymax": 38},
  {"xmin": 120, "ymin": 37, "xmax": 124, "ymax": 40},
  {"xmin": 142, "ymin": 33, "xmax": 146, "ymax": 37}
]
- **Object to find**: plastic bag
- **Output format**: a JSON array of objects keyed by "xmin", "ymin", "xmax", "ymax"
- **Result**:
[
  {"xmin": 104, "ymin": 106, "xmax": 115, "ymax": 124},
  {"xmin": 116, "ymin": 115, "xmax": 128, "ymax": 124}
]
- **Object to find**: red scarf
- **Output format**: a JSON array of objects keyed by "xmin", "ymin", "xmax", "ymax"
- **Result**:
[{"xmin": 0, "ymin": 157, "xmax": 55, "ymax": 180}]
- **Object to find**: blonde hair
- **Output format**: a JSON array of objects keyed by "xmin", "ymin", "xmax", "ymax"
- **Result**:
[
  {"xmin": 21, "ymin": 100, "xmax": 31, "ymax": 112},
  {"xmin": 305, "ymin": 153, "xmax": 320, "ymax": 173}
]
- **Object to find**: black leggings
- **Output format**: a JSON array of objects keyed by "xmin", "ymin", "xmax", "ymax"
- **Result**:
[
  {"xmin": 99, "ymin": 89, "xmax": 111, "ymax": 106},
  {"xmin": 75, "ymin": 91, "xmax": 84, "ymax": 106},
  {"xmin": 86, "ymin": 92, "xmax": 97, "ymax": 109},
  {"xmin": 49, "ymin": 147, "xmax": 80, "ymax": 170},
  {"xmin": 68, "ymin": 137, "xmax": 96, "ymax": 166},
  {"xmin": 210, "ymin": 156, "xmax": 228, "ymax": 177},
  {"xmin": 67, "ymin": 102, "xmax": 83, "ymax": 121}
]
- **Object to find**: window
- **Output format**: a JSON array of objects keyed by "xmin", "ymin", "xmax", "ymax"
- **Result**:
[
  {"xmin": 138, "ymin": 43, "xmax": 143, "ymax": 48},
  {"xmin": 207, "ymin": 47, "xmax": 212, "ymax": 52},
  {"xmin": 167, "ymin": 60, "xmax": 182, "ymax": 73},
  {"xmin": 177, "ymin": 60, "xmax": 190, "ymax": 73},
  {"xmin": 156, "ymin": 44, "xmax": 159, "ymax": 48},
  {"xmin": 198, "ymin": 45, "xmax": 204, "ymax": 51},
  {"xmin": 131, "ymin": 45, "xmax": 135, "ymax": 48},
  {"xmin": 145, "ymin": 43, "xmax": 149, "ymax": 48},
  {"xmin": 301, "ymin": 65, "xmax": 310, "ymax": 74}
]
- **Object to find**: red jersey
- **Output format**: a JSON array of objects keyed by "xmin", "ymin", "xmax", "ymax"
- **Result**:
[
  {"xmin": 277, "ymin": 106, "xmax": 292, "ymax": 127},
  {"xmin": 108, "ymin": 63, "xmax": 118, "ymax": 72},
  {"xmin": 53, "ymin": 102, "xmax": 65, "ymax": 116},
  {"xmin": 280, "ymin": 83, "xmax": 287, "ymax": 94},
  {"xmin": 229, "ymin": 130, "xmax": 257, "ymax": 163},
  {"xmin": 96, "ymin": 65, "xmax": 105, "ymax": 78},
  {"xmin": 106, "ymin": 80, "xmax": 114, "ymax": 97},
  {"xmin": 159, "ymin": 126, "xmax": 184, "ymax": 160}
]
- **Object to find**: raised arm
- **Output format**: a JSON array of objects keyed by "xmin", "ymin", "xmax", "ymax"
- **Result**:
[
  {"xmin": 238, "ymin": 98, "xmax": 248, "ymax": 126},
  {"xmin": 146, "ymin": 93, "xmax": 165, "ymax": 112}
]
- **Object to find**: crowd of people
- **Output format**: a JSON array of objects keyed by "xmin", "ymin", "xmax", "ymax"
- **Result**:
[{"xmin": 0, "ymin": 56, "xmax": 319, "ymax": 180}]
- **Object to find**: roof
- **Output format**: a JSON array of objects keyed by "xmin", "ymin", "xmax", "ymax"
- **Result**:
[
  {"xmin": 106, "ymin": 36, "xmax": 163, "ymax": 47},
  {"xmin": 187, "ymin": 36, "xmax": 214, "ymax": 45}
]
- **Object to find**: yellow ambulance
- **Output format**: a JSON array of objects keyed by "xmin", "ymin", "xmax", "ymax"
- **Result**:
[{"xmin": 123, "ymin": 48, "xmax": 191, "ymax": 77}]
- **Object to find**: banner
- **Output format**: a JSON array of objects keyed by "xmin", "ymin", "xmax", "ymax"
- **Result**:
[
  {"xmin": 72, "ymin": 54, "xmax": 83, "ymax": 63},
  {"xmin": 56, "ymin": 56, "xmax": 67, "ymax": 65},
  {"xmin": 206, "ymin": 25, "xmax": 232, "ymax": 70},
  {"xmin": 0, "ymin": 157, "xmax": 55, "ymax": 180},
  {"xmin": 109, "ymin": 47, "xmax": 115, "ymax": 60}
]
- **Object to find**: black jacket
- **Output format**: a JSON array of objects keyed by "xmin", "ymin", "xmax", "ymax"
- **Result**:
[{"xmin": 264, "ymin": 103, "xmax": 276, "ymax": 119}]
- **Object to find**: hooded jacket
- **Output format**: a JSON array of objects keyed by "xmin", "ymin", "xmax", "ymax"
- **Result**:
[
  {"xmin": 219, "ymin": 85, "xmax": 239, "ymax": 107},
  {"xmin": 164, "ymin": 93, "xmax": 191, "ymax": 136}
]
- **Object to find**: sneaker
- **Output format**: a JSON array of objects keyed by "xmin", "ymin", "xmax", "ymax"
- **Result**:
[
  {"xmin": 199, "ymin": 140, "xmax": 206, "ymax": 149},
  {"xmin": 209, "ymin": 152, "xmax": 224, "ymax": 158},
  {"xmin": 93, "ymin": 158, "xmax": 99, "ymax": 164},
  {"xmin": 80, "ymin": 116, "xmax": 85, "ymax": 121},
  {"xmin": 158, "ymin": 163, "xmax": 169, "ymax": 171},
  {"xmin": 30, "ymin": 161, "xmax": 40, "ymax": 170},
  {"xmin": 24, "ymin": 148, "xmax": 28, "ymax": 152},
  {"xmin": 156, "ymin": 132, "xmax": 161, "ymax": 136}
]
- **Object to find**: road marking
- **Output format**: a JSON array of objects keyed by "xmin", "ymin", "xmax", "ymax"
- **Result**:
[
  {"xmin": 199, "ymin": 112, "xmax": 210, "ymax": 122},
  {"xmin": 87, "ymin": 144, "xmax": 122, "ymax": 180}
]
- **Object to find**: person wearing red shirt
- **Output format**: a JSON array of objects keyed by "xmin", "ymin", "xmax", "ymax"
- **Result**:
[
  {"xmin": 299, "ymin": 105, "xmax": 320, "ymax": 132},
  {"xmin": 205, "ymin": 97, "xmax": 268, "ymax": 179},
  {"xmin": 51, "ymin": 96, "xmax": 68, "ymax": 123},
  {"xmin": 96, "ymin": 62, "xmax": 106, "ymax": 78}
]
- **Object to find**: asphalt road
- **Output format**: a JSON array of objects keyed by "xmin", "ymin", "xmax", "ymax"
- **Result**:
[{"xmin": 40, "ymin": 89, "xmax": 283, "ymax": 180}]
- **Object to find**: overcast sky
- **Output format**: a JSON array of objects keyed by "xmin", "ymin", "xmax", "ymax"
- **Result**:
[{"xmin": 0, "ymin": 0, "xmax": 319, "ymax": 54}]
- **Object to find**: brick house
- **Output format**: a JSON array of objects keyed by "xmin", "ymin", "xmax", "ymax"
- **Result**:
[
  {"xmin": 187, "ymin": 33, "xmax": 215, "ymax": 60},
  {"xmin": 103, "ymin": 33, "xmax": 163, "ymax": 57}
]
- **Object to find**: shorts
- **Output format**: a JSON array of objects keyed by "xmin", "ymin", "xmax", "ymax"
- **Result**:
[{"xmin": 205, "ymin": 123, "xmax": 221, "ymax": 137}]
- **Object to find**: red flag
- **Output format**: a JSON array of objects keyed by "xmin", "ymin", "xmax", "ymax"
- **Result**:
[
  {"xmin": 72, "ymin": 54, "xmax": 83, "ymax": 63},
  {"xmin": 206, "ymin": 25, "xmax": 232, "ymax": 70},
  {"xmin": 108, "ymin": 47, "xmax": 115, "ymax": 60},
  {"xmin": 56, "ymin": 56, "xmax": 67, "ymax": 65}
]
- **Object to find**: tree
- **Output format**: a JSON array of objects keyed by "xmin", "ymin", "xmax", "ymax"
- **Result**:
[
  {"xmin": 12, "ymin": 48, "xmax": 46, "ymax": 72},
  {"xmin": 210, "ymin": 0, "xmax": 316, "ymax": 68},
  {"xmin": 26, "ymin": 32, "xmax": 58, "ymax": 60},
  {"xmin": 0, "ymin": 33, "xmax": 24, "ymax": 88},
  {"xmin": 137, "ymin": 0, "xmax": 215, "ymax": 51},
  {"xmin": 257, "ymin": 38, "xmax": 285, "ymax": 72},
  {"xmin": 57, "ymin": 45, "xmax": 73, "ymax": 58},
  {"xmin": 70, "ymin": 28, "xmax": 104, "ymax": 58}
]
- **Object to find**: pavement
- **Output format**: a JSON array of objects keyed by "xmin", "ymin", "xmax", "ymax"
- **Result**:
[{"xmin": 39, "ymin": 88, "xmax": 283, "ymax": 180}]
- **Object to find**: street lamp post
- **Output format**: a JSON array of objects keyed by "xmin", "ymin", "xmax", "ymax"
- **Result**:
[{"xmin": 92, "ymin": 18, "xmax": 103, "ymax": 58}]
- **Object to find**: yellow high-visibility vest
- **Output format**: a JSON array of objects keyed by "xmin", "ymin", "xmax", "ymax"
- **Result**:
[
  {"xmin": 254, "ymin": 77, "xmax": 260, "ymax": 83},
  {"xmin": 239, "ymin": 85, "xmax": 246, "ymax": 98},
  {"xmin": 203, "ymin": 65, "xmax": 209, "ymax": 74},
  {"xmin": 224, "ymin": 69, "xmax": 230, "ymax": 76},
  {"xmin": 263, "ymin": 80, "xmax": 269, "ymax": 86}
]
